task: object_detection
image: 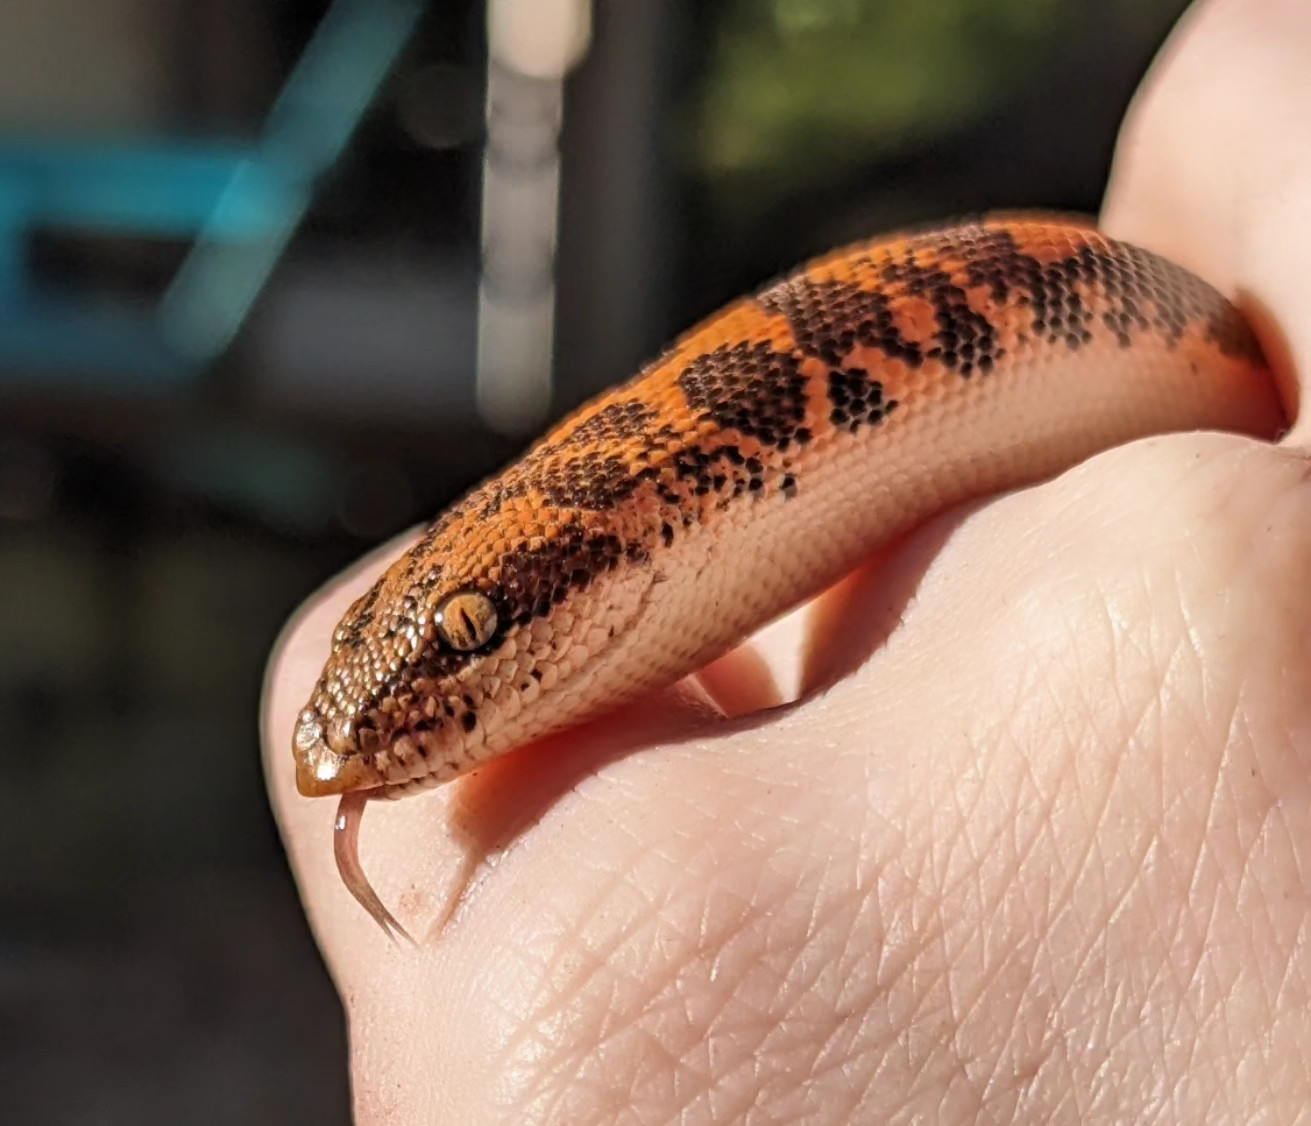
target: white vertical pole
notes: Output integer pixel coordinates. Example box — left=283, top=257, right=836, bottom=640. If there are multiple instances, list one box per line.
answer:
left=477, top=0, right=592, bottom=435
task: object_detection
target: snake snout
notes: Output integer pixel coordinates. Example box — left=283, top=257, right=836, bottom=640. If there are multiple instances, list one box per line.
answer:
left=293, top=706, right=378, bottom=796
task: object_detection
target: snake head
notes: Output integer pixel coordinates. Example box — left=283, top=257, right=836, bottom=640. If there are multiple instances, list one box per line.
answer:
left=294, top=582, right=502, bottom=796
left=293, top=495, right=662, bottom=798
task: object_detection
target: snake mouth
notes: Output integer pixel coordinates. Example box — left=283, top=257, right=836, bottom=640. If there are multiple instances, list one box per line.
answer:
left=294, top=701, right=473, bottom=798
left=294, top=742, right=380, bottom=798
left=293, top=708, right=382, bottom=796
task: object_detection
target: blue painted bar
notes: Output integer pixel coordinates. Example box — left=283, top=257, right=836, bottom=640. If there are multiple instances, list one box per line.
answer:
left=0, top=0, right=427, bottom=385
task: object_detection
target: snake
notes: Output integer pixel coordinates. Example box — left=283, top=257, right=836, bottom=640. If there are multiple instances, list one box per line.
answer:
left=291, top=216, right=1285, bottom=939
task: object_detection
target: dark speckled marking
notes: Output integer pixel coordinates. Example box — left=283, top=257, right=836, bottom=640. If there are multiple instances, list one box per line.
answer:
left=678, top=341, right=809, bottom=450
left=952, top=226, right=1263, bottom=360
left=828, top=367, right=897, bottom=433
left=649, top=438, right=759, bottom=511
left=762, top=224, right=1263, bottom=380
left=477, top=402, right=662, bottom=516
left=759, top=281, right=926, bottom=371
left=887, top=258, right=999, bottom=375
left=765, top=246, right=1001, bottom=377
left=558, top=398, right=659, bottom=449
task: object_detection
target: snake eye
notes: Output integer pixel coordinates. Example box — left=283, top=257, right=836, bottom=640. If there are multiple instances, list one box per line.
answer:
left=435, top=590, right=499, bottom=651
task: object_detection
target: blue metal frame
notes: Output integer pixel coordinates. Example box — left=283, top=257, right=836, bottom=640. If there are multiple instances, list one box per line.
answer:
left=0, top=0, right=426, bottom=385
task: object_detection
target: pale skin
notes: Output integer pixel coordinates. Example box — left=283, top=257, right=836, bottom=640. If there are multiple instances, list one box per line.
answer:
left=262, top=0, right=1311, bottom=1120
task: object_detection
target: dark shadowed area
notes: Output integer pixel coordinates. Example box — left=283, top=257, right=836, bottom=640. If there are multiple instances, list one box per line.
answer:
left=0, top=0, right=1189, bottom=1120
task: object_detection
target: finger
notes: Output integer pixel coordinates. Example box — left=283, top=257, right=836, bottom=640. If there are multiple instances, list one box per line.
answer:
left=1103, top=0, right=1311, bottom=438
left=691, top=611, right=799, bottom=717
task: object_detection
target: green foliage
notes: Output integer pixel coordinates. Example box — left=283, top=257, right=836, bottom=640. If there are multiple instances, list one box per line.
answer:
left=690, top=0, right=1188, bottom=213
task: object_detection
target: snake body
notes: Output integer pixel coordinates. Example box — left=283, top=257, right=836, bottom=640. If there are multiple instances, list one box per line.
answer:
left=292, top=216, right=1284, bottom=934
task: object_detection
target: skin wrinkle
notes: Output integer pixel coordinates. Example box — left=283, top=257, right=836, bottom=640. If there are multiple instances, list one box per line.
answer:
left=692, top=1008, right=772, bottom=1122
left=660, top=989, right=719, bottom=1104
left=1240, top=819, right=1295, bottom=1016
left=944, top=941, right=1032, bottom=1108
left=1188, top=908, right=1238, bottom=1102
left=913, top=906, right=981, bottom=1116
left=943, top=755, right=1031, bottom=993
left=517, top=928, right=669, bottom=1085
left=839, top=844, right=922, bottom=1103
left=1246, top=835, right=1296, bottom=1026
left=767, top=888, right=878, bottom=1086
left=724, top=915, right=841, bottom=1109
left=691, top=1021, right=776, bottom=1125
left=807, top=838, right=922, bottom=1117
left=1138, top=913, right=1207, bottom=1099
left=499, top=808, right=800, bottom=1120
left=1098, top=574, right=1164, bottom=750
left=438, top=699, right=724, bottom=939
left=1048, top=735, right=1118, bottom=979
left=1148, top=621, right=1248, bottom=1106
left=1169, top=579, right=1229, bottom=753
left=593, top=1026, right=684, bottom=1124
left=1172, top=868, right=1225, bottom=1047
left=530, top=855, right=644, bottom=991
left=579, top=1033, right=669, bottom=1123
left=803, top=996, right=872, bottom=1111
left=938, top=448, right=1253, bottom=1116
left=862, top=852, right=934, bottom=1095
left=1264, top=825, right=1311, bottom=1004
left=987, top=907, right=1068, bottom=1100
left=930, top=758, right=998, bottom=952
left=466, top=437, right=1305, bottom=1116
left=493, top=886, right=651, bottom=1090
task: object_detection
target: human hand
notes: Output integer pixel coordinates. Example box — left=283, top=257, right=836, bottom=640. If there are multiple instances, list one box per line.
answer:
left=264, top=0, right=1311, bottom=1119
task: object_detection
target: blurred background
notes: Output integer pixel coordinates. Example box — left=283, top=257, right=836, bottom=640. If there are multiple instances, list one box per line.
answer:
left=0, top=0, right=1192, bottom=1121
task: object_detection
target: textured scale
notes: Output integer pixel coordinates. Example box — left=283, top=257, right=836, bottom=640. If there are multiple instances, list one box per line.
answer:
left=292, top=217, right=1284, bottom=935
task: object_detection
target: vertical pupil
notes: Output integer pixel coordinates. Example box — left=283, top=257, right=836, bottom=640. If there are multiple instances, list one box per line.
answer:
left=437, top=593, right=495, bottom=650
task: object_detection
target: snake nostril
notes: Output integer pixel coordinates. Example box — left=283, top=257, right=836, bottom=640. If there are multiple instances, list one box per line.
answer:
left=326, top=714, right=357, bottom=755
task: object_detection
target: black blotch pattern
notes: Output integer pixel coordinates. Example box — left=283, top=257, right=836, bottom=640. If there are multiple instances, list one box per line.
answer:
left=677, top=341, right=809, bottom=449
left=557, top=398, right=658, bottom=448
left=927, top=225, right=1261, bottom=361
left=651, top=439, right=767, bottom=506
left=827, top=366, right=896, bottom=434
left=492, top=525, right=638, bottom=629
left=763, top=224, right=1264, bottom=382
left=763, top=254, right=999, bottom=377
left=1204, top=305, right=1263, bottom=362
left=760, top=280, right=925, bottom=371
left=479, top=450, right=643, bottom=516
left=477, top=399, right=662, bottom=516
left=882, top=258, right=999, bottom=376
left=1114, top=242, right=1262, bottom=361
left=957, top=233, right=1096, bottom=354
